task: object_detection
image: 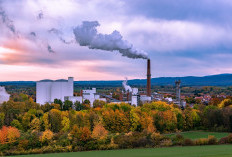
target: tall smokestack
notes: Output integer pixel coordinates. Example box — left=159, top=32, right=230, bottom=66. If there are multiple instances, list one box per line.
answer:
left=147, top=59, right=151, bottom=97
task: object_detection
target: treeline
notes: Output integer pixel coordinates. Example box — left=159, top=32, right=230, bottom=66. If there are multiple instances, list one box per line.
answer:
left=1, top=94, right=232, bottom=155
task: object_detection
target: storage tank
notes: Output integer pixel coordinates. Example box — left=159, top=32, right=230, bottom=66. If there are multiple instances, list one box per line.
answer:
left=36, top=80, right=53, bottom=104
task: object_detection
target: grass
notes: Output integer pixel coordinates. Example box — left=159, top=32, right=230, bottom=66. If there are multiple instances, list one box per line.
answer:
left=10, top=145, right=232, bottom=157
left=165, top=131, right=229, bottom=139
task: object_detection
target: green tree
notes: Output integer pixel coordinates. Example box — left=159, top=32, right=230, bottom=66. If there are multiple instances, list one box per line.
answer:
left=54, top=99, right=63, bottom=109
left=74, top=101, right=83, bottom=111
left=48, top=109, right=62, bottom=133
left=63, top=100, right=73, bottom=111
left=0, top=113, right=5, bottom=128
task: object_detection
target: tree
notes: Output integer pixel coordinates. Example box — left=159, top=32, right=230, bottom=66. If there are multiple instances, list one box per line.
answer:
left=74, top=101, right=83, bottom=111
left=7, top=126, right=20, bottom=143
left=0, top=113, right=5, bottom=128
left=102, top=109, right=131, bottom=133
left=63, top=100, right=73, bottom=111
left=61, top=117, right=70, bottom=132
left=30, top=118, right=41, bottom=131
left=42, top=113, right=50, bottom=130
left=11, top=119, right=23, bottom=130
left=0, top=126, right=7, bottom=144
left=0, top=126, right=20, bottom=144
left=40, top=130, right=53, bottom=145
left=48, top=109, right=62, bottom=133
left=92, top=124, right=108, bottom=140
left=93, top=100, right=106, bottom=108
left=22, top=112, right=36, bottom=131
left=54, top=99, right=63, bottom=109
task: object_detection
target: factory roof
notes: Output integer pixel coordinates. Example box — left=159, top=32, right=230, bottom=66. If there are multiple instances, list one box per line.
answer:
left=55, top=79, right=68, bottom=82
left=38, top=79, right=53, bottom=82
left=38, top=79, right=68, bottom=82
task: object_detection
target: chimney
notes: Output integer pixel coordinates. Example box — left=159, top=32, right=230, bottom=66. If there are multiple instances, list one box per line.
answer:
left=147, top=59, right=151, bottom=96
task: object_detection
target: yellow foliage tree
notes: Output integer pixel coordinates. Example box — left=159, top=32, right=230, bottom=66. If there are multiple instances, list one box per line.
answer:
left=61, top=117, right=70, bottom=132
left=40, top=130, right=53, bottom=144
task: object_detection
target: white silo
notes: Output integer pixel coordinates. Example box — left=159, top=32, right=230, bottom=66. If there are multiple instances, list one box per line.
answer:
left=36, top=77, right=74, bottom=105
left=36, top=80, right=53, bottom=104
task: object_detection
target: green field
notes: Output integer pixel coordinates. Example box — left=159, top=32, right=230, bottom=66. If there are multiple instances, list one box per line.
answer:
left=166, top=131, right=229, bottom=139
left=10, top=145, right=232, bottom=157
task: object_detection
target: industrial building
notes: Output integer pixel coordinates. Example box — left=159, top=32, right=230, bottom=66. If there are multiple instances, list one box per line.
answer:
left=119, top=59, right=152, bottom=106
left=0, top=86, right=10, bottom=104
left=36, top=59, right=153, bottom=107
left=36, top=77, right=106, bottom=106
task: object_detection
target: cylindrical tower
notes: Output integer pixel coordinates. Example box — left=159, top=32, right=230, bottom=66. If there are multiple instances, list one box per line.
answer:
left=147, top=59, right=151, bottom=96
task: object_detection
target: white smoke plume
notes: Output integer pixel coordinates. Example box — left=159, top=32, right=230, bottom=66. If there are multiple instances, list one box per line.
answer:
left=73, top=21, right=148, bottom=59
left=0, top=86, right=10, bottom=104
left=122, top=78, right=132, bottom=92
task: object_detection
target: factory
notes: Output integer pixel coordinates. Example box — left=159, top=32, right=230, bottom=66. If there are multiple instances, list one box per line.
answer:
left=0, top=86, right=10, bottom=104
left=36, top=59, right=153, bottom=107
left=36, top=59, right=186, bottom=108
left=116, top=59, right=152, bottom=106
left=36, top=77, right=106, bottom=106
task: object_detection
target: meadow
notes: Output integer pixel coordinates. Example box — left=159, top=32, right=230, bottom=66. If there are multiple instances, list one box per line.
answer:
left=10, top=145, right=232, bottom=157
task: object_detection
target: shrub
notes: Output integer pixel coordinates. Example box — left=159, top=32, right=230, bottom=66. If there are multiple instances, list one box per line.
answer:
left=227, top=134, right=232, bottom=143
left=150, top=132, right=163, bottom=146
left=208, top=135, right=217, bottom=145
left=218, top=137, right=228, bottom=144
left=183, top=138, right=194, bottom=146
left=195, top=138, right=208, bottom=145
left=160, top=139, right=173, bottom=147
left=172, top=134, right=184, bottom=145
left=18, top=140, right=29, bottom=150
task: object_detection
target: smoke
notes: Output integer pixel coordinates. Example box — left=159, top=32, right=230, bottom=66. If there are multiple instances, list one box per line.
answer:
left=49, top=28, right=74, bottom=44
left=29, top=31, right=55, bottom=53
left=73, top=21, right=148, bottom=59
left=37, top=10, right=43, bottom=20
left=47, top=44, right=55, bottom=53
left=0, top=86, right=10, bottom=104
left=0, top=7, right=17, bottom=35
left=122, top=78, right=132, bottom=92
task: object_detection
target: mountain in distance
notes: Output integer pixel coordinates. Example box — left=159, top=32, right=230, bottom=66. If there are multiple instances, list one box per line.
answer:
left=74, top=73, right=232, bottom=87
left=1, top=74, right=232, bottom=87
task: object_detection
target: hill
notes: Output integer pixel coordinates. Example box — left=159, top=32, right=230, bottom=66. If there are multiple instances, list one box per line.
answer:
left=1, top=74, right=232, bottom=87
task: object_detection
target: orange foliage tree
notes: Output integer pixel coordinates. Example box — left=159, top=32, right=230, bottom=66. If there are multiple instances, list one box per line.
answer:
left=0, top=126, right=20, bottom=144
left=92, top=123, right=108, bottom=140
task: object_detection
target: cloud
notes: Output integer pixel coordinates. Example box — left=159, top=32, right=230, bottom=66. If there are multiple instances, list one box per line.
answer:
left=1, top=0, right=232, bottom=81
left=119, top=17, right=232, bottom=52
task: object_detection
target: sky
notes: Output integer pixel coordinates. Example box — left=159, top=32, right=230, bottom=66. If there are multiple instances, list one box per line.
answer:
left=1, top=0, right=232, bottom=81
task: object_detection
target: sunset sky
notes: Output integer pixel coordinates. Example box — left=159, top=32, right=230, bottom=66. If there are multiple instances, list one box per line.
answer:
left=1, top=0, right=232, bottom=81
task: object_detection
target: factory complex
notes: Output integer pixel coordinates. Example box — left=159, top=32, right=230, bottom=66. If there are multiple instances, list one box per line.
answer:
left=35, top=59, right=185, bottom=107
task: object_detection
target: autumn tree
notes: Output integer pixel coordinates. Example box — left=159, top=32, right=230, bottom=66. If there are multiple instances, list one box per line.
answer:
left=92, top=124, right=108, bottom=140
left=48, top=109, right=62, bottom=133
left=40, top=130, right=53, bottom=145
